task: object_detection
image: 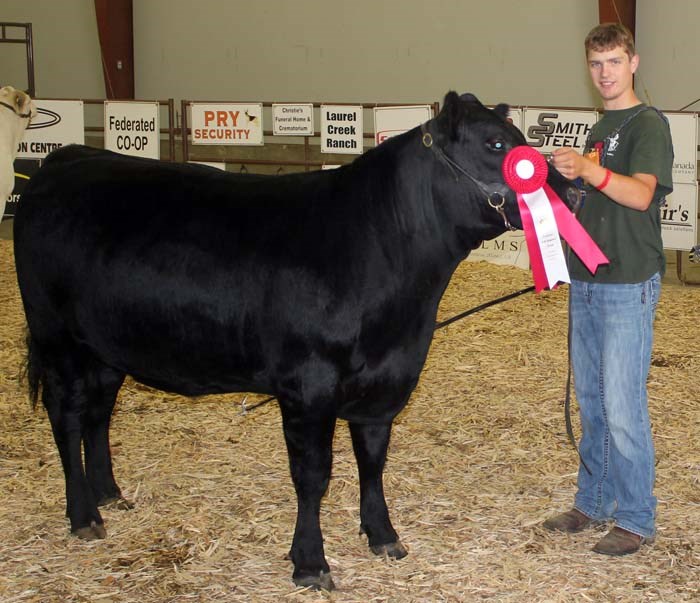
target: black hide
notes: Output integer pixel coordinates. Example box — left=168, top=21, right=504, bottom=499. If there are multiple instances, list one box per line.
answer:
left=13, top=91, right=577, bottom=590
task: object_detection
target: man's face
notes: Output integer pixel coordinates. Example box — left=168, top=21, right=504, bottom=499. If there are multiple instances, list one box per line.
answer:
left=587, top=46, right=639, bottom=109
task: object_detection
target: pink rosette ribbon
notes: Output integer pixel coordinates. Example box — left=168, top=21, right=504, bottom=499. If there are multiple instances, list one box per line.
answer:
left=502, top=146, right=608, bottom=292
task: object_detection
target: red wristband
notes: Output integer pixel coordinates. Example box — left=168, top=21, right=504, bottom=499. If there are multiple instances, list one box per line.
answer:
left=596, top=168, right=612, bottom=191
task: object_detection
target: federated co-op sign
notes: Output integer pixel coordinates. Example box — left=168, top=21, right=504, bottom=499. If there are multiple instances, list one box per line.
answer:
left=104, top=101, right=160, bottom=159
left=15, top=99, right=161, bottom=160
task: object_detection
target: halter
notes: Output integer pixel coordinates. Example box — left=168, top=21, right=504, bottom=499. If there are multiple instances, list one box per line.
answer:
left=0, top=99, right=33, bottom=119
left=421, top=123, right=515, bottom=231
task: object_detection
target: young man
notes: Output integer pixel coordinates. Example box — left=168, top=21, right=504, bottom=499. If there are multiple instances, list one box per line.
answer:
left=544, top=23, right=674, bottom=556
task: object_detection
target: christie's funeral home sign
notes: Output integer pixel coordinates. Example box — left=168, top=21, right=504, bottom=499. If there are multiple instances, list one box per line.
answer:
left=272, top=103, right=314, bottom=136
left=190, top=103, right=263, bottom=145
left=321, top=105, right=363, bottom=154
left=104, top=101, right=160, bottom=159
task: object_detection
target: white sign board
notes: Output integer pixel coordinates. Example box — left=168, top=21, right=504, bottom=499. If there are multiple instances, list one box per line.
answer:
left=272, top=103, right=314, bottom=136
left=104, top=101, right=160, bottom=159
left=189, top=161, right=226, bottom=171
left=661, top=182, right=698, bottom=250
left=665, top=112, right=698, bottom=184
left=373, top=105, right=433, bottom=145
left=321, top=105, right=363, bottom=154
left=191, top=103, right=263, bottom=145
left=507, top=107, right=523, bottom=133
left=523, top=108, right=598, bottom=153
left=16, top=100, right=85, bottom=159
left=467, top=231, right=530, bottom=269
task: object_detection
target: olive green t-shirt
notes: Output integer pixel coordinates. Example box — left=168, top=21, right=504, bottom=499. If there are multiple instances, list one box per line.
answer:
left=569, top=104, right=674, bottom=283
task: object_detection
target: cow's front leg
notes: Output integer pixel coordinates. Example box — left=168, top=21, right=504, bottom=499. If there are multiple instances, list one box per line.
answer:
left=279, top=400, right=336, bottom=590
left=349, top=422, right=407, bottom=559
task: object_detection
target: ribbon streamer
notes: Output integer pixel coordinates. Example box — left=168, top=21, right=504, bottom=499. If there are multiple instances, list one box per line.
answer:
left=502, top=146, right=608, bottom=292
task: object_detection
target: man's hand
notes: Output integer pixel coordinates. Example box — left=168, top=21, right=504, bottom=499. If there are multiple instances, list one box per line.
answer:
left=550, top=147, right=656, bottom=211
left=550, top=147, right=595, bottom=181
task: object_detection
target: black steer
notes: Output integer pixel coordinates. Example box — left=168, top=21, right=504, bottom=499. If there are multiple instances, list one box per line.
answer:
left=14, top=92, right=577, bottom=590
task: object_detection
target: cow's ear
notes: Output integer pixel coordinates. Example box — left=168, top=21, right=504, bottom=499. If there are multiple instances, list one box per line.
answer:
left=13, top=90, right=24, bottom=112
left=439, top=91, right=464, bottom=139
left=442, top=91, right=461, bottom=115
left=493, top=103, right=510, bottom=119
left=459, top=93, right=479, bottom=104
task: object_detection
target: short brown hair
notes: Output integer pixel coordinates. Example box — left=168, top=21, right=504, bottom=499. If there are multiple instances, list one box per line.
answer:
left=585, top=23, right=636, bottom=59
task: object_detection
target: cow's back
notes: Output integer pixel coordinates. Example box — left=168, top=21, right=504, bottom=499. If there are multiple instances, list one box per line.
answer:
left=14, top=144, right=441, bottom=406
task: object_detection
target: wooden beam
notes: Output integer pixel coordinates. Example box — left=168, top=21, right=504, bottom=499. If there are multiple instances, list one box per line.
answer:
left=598, top=0, right=636, bottom=36
left=94, top=0, right=134, bottom=99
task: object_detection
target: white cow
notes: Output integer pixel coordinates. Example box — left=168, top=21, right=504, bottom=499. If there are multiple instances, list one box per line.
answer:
left=1, top=85, right=36, bottom=221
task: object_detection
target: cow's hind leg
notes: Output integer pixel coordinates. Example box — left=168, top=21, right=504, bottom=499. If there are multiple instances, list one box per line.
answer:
left=83, top=367, right=130, bottom=510
left=279, top=399, right=336, bottom=591
left=41, top=349, right=108, bottom=539
left=349, top=422, right=407, bottom=559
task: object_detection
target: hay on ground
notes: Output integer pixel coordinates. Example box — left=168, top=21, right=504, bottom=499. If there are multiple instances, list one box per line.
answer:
left=0, top=238, right=698, bottom=602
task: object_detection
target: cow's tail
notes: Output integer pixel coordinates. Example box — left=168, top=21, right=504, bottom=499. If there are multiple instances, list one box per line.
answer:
left=22, top=329, right=42, bottom=409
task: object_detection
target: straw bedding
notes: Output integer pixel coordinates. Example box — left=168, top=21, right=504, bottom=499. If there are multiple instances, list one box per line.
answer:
left=0, top=238, right=698, bottom=602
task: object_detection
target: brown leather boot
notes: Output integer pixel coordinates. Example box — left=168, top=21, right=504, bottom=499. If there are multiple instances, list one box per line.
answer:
left=593, top=527, right=652, bottom=556
left=542, top=508, right=600, bottom=533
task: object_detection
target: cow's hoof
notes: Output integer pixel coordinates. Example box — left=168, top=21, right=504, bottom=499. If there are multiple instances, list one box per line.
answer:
left=370, top=540, right=408, bottom=559
left=99, top=496, right=134, bottom=510
left=73, top=521, right=107, bottom=540
left=293, top=571, right=335, bottom=591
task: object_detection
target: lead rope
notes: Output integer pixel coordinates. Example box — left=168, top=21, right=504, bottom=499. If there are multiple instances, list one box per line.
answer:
left=564, top=290, right=592, bottom=475
left=241, top=286, right=540, bottom=414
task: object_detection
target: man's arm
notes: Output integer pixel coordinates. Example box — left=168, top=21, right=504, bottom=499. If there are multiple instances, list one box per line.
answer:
left=550, top=147, right=656, bottom=211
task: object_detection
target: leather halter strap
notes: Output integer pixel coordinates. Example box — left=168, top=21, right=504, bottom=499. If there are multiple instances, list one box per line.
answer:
left=421, top=122, right=515, bottom=231
left=0, top=99, right=33, bottom=119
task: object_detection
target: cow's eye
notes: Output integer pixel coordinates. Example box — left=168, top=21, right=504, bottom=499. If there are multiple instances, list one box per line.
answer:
left=486, top=138, right=506, bottom=152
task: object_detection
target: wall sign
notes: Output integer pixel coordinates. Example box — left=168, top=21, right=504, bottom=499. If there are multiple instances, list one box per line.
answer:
left=523, top=108, right=598, bottom=153
left=321, top=105, right=362, bottom=154
left=272, top=103, right=314, bottom=136
left=16, top=100, right=85, bottom=159
left=191, top=103, right=263, bottom=145
left=373, top=105, right=433, bottom=145
left=104, top=101, right=160, bottom=159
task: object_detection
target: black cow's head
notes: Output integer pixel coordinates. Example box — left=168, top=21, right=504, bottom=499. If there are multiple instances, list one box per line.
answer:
left=426, top=91, right=579, bottom=247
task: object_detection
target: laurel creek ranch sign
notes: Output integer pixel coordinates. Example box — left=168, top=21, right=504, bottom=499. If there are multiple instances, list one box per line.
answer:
left=321, top=105, right=363, bottom=154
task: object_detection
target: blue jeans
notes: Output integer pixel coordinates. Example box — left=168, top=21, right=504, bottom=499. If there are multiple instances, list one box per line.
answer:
left=570, top=273, right=660, bottom=539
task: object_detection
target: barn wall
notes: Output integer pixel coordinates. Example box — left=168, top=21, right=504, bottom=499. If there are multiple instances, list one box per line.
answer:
left=635, top=0, right=700, bottom=111
left=1, top=1, right=699, bottom=112
left=1, top=0, right=104, bottom=99
left=132, top=0, right=598, bottom=107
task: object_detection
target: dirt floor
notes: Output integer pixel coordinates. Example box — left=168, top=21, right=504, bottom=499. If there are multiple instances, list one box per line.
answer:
left=0, top=237, right=698, bottom=602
